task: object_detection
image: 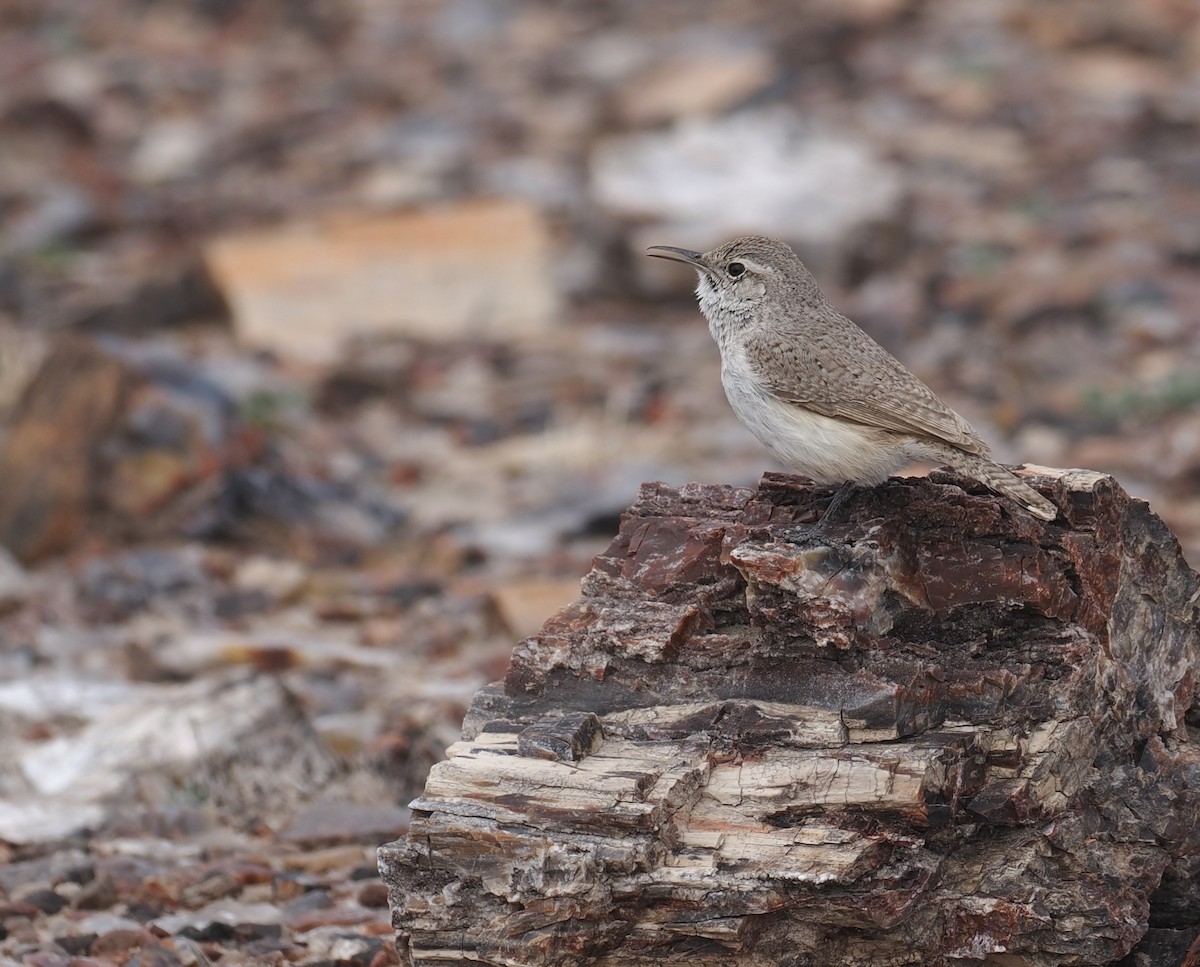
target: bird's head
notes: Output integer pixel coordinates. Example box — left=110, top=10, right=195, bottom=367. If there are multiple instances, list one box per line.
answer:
left=647, top=235, right=813, bottom=330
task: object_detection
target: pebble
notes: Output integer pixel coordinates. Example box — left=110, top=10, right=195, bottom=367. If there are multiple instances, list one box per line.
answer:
left=71, top=878, right=118, bottom=912
left=89, top=927, right=150, bottom=957
left=17, top=889, right=67, bottom=916
left=355, top=881, right=390, bottom=909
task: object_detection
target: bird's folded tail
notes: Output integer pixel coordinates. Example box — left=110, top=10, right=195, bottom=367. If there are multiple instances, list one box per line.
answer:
left=935, top=450, right=1059, bottom=521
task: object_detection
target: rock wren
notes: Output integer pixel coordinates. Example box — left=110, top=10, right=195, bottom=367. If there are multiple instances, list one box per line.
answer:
left=648, top=235, right=1058, bottom=522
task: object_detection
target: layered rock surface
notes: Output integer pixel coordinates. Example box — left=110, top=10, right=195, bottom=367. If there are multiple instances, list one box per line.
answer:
left=381, top=468, right=1200, bottom=966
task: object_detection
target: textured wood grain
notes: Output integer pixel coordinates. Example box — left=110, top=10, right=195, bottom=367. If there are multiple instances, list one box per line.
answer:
left=381, top=468, right=1200, bottom=966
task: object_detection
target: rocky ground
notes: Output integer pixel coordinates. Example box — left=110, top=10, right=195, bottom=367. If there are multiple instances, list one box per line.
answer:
left=0, top=1, right=1198, bottom=964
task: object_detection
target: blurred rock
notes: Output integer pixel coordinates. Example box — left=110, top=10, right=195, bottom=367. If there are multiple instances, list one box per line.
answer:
left=0, top=850, right=92, bottom=894
left=0, top=337, right=130, bottom=563
left=489, top=577, right=581, bottom=640
left=614, top=46, right=773, bottom=126
left=278, top=801, right=410, bottom=847
left=73, top=877, right=119, bottom=911
left=0, top=335, right=408, bottom=563
left=149, top=630, right=391, bottom=680
left=130, top=119, right=210, bottom=184
left=232, top=556, right=309, bottom=602
left=89, top=926, right=150, bottom=957
left=76, top=545, right=209, bottom=624
left=291, top=930, right=388, bottom=965
left=356, top=880, right=389, bottom=909
left=148, top=899, right=285, bottom=937
left=1054, top=50, right=1170, bottom=107
left=0, top=335, right=254, bottom=563
left=205, top=200, right=562, bottom=363
left=0, top=547, right=35, bottom=615
left=72, top=260, right=231, bottom=334
left=2, top=184, right=97, bottom=255
left=1, top=673, right=340, bottom=844
left=592, top=110, right=904, bottom=286
left=896, top=122, right=1032, bottom=177
left=17, top=888, right=67, bottom=915
left=0, top=322, right=48, bottom=414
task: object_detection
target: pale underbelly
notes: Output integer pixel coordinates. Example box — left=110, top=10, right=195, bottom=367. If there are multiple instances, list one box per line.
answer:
left=722, top=379, right=920, bottom=485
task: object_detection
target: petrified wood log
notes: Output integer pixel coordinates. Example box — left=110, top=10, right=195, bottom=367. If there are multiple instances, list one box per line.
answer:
left=379, top=468, right=1200, bottom=966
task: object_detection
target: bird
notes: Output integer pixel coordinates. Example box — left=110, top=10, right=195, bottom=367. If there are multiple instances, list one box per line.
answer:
left=647, top=235, right=1058, bottom=525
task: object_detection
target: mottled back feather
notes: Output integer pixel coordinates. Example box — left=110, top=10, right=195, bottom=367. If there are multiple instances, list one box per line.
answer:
left=743, top=312, right=990, bottom=457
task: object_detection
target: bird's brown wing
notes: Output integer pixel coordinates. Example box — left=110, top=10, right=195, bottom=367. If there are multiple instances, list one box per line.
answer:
left=745, top=316, right=990, bottom=456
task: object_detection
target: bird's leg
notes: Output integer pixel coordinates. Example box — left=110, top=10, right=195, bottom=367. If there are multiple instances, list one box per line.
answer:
left=780, top=481, right=859, bottom=544
left=813, top=480, right=858, bottom=533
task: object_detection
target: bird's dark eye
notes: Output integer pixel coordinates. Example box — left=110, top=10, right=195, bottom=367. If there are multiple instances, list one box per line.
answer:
left=727, top=262, right=746, bottom=278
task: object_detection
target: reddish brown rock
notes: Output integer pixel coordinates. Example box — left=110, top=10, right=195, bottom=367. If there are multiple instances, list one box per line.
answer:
left=0, top=334, right=404, bottom=565
left=357, top=881, right=392, bottom=910
left=380, top=468, right=1200, bottom=966
left=89, top=927, right=150, bottom=957
left=0, top=338, right=129, bottom=563
left=0, top=336, right=243, bottom=564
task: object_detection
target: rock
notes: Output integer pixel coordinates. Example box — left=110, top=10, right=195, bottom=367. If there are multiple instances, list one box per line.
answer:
left=591, top=110, right=904, bottom=286
left=0, top=337, right=130, bottom=563
left=488, top=577, right=582, bottom=640
left=278, top=801, right=410, bottom=847
left=0, top=547, right=35, bottom=615
left=231, top=556, right=310, bottom=602
left=89, top=927, right=149, bottom=957
left=177, top=872, right=242, bottom=908
left=21, top=948, right=74, bottom=967
left=896, top=121, right=1032, bottom=176
left=52, top=933, right=96, bottom=956
left=1, top=183, right=97, bottom=255
left=0, top=899, right=42, bottom=920
left=295, top=930, right=387, bottom=966
left=1054, top=50, right=1171, bottom=107
left=1, top=673, right=341, bottom=844
left=283, top=846, right=369, bottom=877
left=72, top=260, right=231, bottom=334
left=129, top=119, right=209, bottom=184
left=124, top=940, right=185, bottom=967
left=357, top=881, right=390, bottom=909
left=16, top=889, right=67, bottom=916
left=204, top=200, right=562, bottom=364
left=614, top=47, right=773, bottom=126
left=271, top=870, right=324, bottom=902
left=0, top=334, right=406, bottom=563
left=148, top=899, right=284, bottom=937
left=0, top=851, right=92, bottom=895
left=381, top=468, right=1200, bottom=966
left=0, top=335, right=251, bottom=563
left=0, top=322, right=48, bottom=414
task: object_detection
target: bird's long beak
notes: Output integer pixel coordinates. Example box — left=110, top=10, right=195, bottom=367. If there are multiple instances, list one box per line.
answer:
left=646, top=245, right=706, bottom=269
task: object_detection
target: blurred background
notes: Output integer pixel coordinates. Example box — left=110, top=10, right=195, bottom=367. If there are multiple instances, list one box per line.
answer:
left=0, top=0, right=1198, bottom=957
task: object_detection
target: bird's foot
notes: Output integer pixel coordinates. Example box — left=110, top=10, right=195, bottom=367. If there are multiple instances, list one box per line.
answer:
left=776, top=482, right=859, bottom=545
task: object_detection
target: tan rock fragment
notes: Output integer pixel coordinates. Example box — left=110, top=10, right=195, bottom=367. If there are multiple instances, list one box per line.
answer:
left=205, top=200, right=561, bottom=363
